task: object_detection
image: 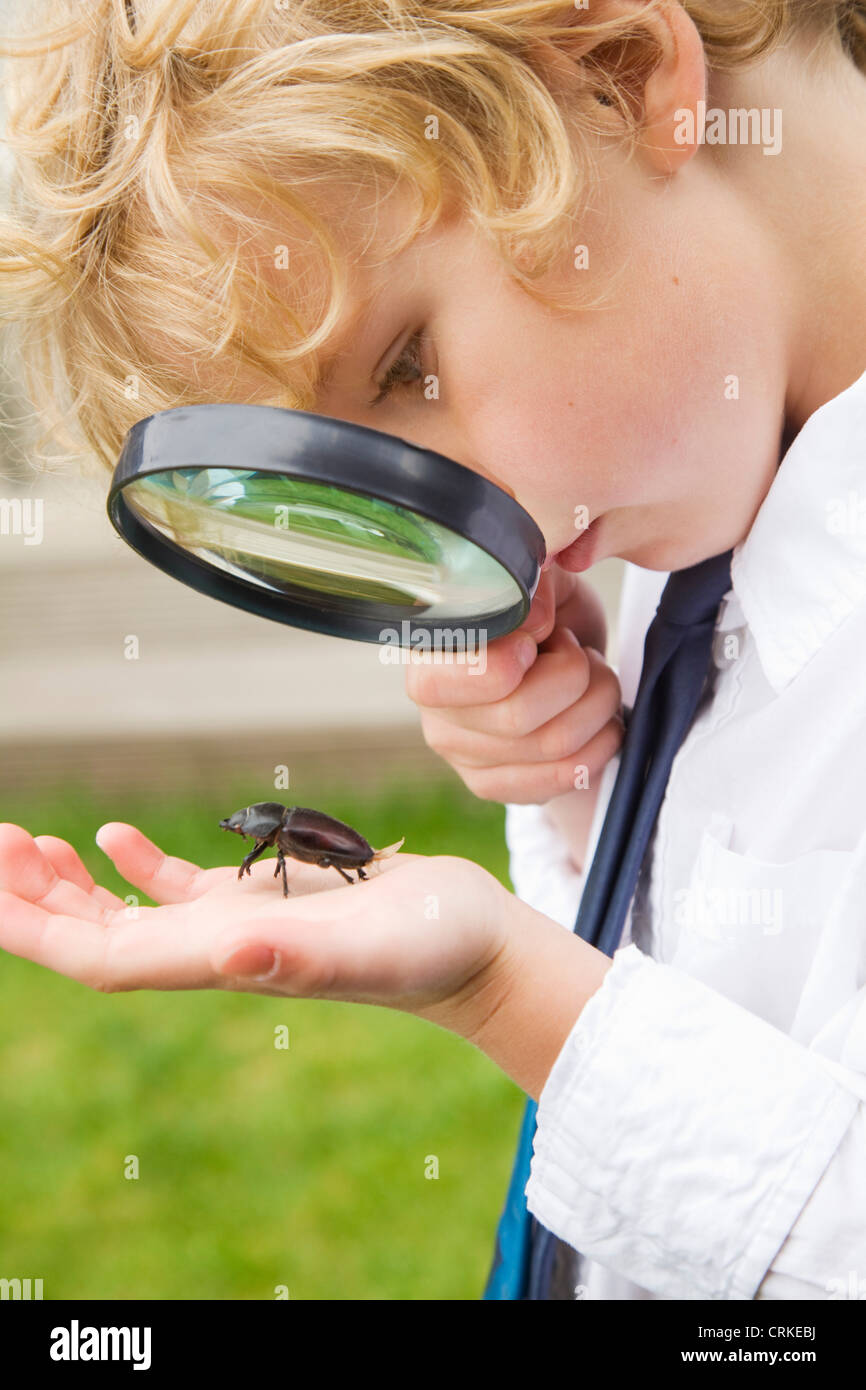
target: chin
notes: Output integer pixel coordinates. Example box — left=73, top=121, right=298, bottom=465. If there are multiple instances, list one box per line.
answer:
left=618, top=537, right=709, bottom=572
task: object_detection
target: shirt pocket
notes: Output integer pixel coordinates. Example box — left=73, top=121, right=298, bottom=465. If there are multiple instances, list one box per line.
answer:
left=665, top=826, right=856, bottom=1033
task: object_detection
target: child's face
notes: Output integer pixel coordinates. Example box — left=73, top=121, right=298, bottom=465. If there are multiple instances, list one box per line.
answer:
left=305, top=157, right=790, bottom=575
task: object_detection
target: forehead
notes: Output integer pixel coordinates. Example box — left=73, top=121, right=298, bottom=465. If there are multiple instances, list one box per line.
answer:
left=306, top=182, right=458, bottom=385
left=221, top=178, right=435, bottom=390
left=145, top=176, right=457, bottom=406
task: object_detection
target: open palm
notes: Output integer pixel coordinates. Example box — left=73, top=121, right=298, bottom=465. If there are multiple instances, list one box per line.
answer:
left=0, top=821, right=508, bottom=1030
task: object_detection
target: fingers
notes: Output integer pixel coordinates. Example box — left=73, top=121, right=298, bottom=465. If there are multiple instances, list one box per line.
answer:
left=94, top=822, right=218, bottom=905
left=33, top=834, right=126, bottom=910
left=416, top=630, right=624, bottom=802
left=403, top=571, right=561, bottom=710
left=450, top=715, right=624, bottom=803
left=0, top=881, right=216, bottom=993
left=0, top=882, right=123, bottom=987
left=515, top=571, right=559, bottom=645
left=423, top=627, right=592, bottom=740
left=556, top=575, right=608, bottom=655
left=420, top=635, right=621, bottom=758
left=0, top=824, right=119, bottom=925
left=405, top=624, right=538, bottom=709
left=404, top=568, right=609, bottom=712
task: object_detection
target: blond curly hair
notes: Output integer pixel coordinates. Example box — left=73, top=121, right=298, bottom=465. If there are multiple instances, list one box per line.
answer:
left=1, top=0, right=864, bottom=475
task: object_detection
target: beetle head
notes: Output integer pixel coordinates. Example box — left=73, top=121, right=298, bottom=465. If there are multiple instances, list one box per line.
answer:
left=219, top=807, right=251, bottom=837
left=219, top=802, right=287, bottom=843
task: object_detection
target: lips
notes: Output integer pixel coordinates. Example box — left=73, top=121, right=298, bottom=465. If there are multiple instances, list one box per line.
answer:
left=542, top=516, right=602, bottom=574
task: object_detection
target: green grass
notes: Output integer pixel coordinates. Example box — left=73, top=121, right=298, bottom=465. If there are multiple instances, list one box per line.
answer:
left=0, top=776, right=526, bottom=1300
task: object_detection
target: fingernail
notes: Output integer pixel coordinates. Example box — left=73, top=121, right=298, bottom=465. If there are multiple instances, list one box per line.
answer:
left=515, top=635, right=536, bottom=670
left=215, top=945, right=281, bottom=980
left=95, top=827, right=109, bottom=850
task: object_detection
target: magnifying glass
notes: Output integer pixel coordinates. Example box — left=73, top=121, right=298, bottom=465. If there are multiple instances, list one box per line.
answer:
left=106, top=403, right=545, bottom=645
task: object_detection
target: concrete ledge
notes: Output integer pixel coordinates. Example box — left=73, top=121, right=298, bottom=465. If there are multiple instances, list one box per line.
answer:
left=0, top=727, right=452, bottom=801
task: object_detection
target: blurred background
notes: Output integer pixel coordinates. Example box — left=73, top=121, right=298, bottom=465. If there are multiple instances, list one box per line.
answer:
left=0, top=180, right=625, bottom=1299
left=0, top=444, right=625, bottom=804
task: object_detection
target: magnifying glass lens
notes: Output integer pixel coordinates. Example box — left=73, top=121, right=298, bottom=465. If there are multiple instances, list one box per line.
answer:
left=125, top=466, right=521, bottom=620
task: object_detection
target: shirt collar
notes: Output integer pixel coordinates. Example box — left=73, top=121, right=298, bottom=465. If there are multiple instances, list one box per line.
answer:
left=729, top=366, right=866, bottom=695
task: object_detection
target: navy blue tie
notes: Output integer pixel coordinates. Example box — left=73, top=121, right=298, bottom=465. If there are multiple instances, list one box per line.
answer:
left=482, top=548, right=734, bottom=1300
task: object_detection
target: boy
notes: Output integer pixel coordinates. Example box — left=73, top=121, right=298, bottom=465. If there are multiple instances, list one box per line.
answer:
left=1, top=0, right=865, bottom=1298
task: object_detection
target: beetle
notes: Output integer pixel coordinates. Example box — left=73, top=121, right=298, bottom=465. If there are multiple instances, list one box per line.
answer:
left=218, top=801, right=405, bottom=897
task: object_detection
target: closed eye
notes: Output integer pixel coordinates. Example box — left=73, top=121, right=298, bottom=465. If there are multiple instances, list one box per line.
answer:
left=370, top=330, right=430, bottom=407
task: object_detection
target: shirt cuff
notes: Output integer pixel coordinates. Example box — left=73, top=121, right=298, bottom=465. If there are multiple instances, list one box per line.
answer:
left=525, top=942, right=860, bottom=1299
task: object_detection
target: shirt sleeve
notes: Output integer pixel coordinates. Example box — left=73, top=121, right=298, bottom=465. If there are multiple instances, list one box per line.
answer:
left=524, top=942, right=863, bottom=1300
left=755, top=1104, right=866, bottom=1299
left=503, top=800, right=587, bottom=932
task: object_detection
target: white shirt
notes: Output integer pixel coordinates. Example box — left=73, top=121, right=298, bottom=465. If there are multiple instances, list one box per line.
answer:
left=506, top=365, right=866, bottom=1299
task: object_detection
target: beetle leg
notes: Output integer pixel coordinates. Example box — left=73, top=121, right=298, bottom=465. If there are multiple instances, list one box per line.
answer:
left=314, top=854, right=356, bottom=885
left=273, top=850, right=290, bottom=898
left=238, top=840, right=269, bottom=880
left=356, top=866, right=368, bottom=881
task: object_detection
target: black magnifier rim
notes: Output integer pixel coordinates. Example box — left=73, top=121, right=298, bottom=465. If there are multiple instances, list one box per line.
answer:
left=106, top=403, right=545, bottom=644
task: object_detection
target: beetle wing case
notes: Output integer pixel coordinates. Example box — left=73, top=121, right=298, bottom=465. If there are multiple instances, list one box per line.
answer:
left=282, top=806, right=373, bottom=859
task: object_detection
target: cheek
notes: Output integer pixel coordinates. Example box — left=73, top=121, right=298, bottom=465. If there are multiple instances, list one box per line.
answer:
left=608, top=232, right=790, bottom=511
left=465, top=358, right=673, bottom=525
left=452, top=227, right=787, bottom=540
left=467, top=354, right=783, bottom=558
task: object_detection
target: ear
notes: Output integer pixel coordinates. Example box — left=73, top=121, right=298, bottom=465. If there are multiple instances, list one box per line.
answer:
left=637, top=0, right=707, bottom=173
left=526, top=0, right=707, bottom=175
